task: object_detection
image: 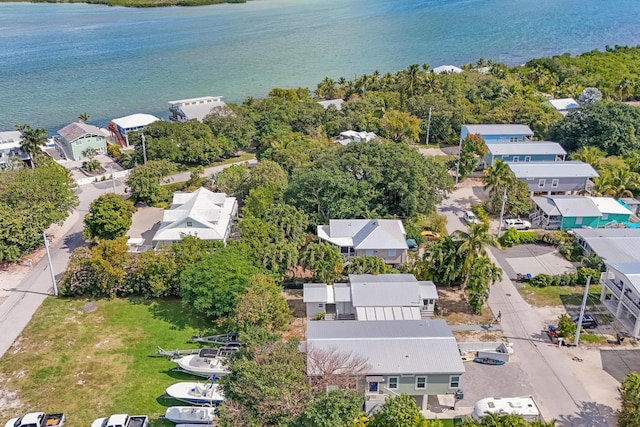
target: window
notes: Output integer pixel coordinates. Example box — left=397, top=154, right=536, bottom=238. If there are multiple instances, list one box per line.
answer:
left=388, top=377, right=399, bottom=390
left=524, top=156, right=531, bottom=162
left=512, top=156, right=519, bottom=162
left=365, top=250, right=374, bottom=256
left=575, top=217, right=583, bottom=225
left=388, top=249, right=397, bottom=257
left=368, top=382, right=378, bottom=393
left=602, top=213, right=609, bottom=220
left=415, top=376, right=427, bottom=389
left=449, top=375, right=460, bottom=388
left=551, top=179, right=559, bottom=188
left=538, top=179, right=546, bottom=188
left=509, top=137, right=518, bottom=142
left=186, top=221, right=193, bottom=227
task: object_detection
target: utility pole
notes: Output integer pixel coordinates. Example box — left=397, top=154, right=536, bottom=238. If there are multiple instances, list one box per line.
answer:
left=574, top=275, right=591, bottom=347
left=110, top=166, right=116, bottom=193
left=42, top=233, right=58, bottom=296
left=425, top=107, right=432, bottom=145
left=496, top=187, right=508, bottom=237
left=455, top=137, right=463, bottom=184
left=140, top=133, right=147, bottom=164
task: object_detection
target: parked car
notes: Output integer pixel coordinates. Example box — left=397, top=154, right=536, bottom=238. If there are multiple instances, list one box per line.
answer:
left=406, top=238, right=418, bottom=252
left=463, top=211, right=480, bottom=225
left=504, top=218, right=532, bottom=230
left=420, top=230, right=441, bottom=241
left=573, top=313, right=598, bottom=329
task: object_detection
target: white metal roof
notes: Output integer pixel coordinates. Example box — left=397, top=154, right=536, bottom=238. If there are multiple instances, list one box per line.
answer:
left=590, top=197, right=632, bottom=215
left=169, top=96, right=227, bottom=121
left=152, top=187, right=236, bottom=243
left=306, top=320, right=464, bottom=375
left=349, top=274, right=421, bottom=307
left=486, top=142, right=566, bottom=156
left=303, top=283, right=332, bottom=303
left=546, top=98, right=579, bottom=111
left=111, top=113, right=160, bottom=130
left=0, top=130, right=22, bottom=149
left=509, top=161, right=598, bottom=179
left=317, top=99, right=344, bottom=110
left=607, top=262, right=640, bottom=293
left=355, top=306, right=421, bottom=321
left=419, top=281, right=439, bottom=300
left=462, top=124, right=533, bottom=136
left=433, top=65, right=463, bottom=74
left=318, top=219, right=407, bottom=250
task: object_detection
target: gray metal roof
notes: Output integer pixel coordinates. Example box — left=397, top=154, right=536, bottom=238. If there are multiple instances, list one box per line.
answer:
left=419, top=281, right=439, bottom=300
left=574, top=229, right=640, bottom=263
left=532, top=196, right=601, bottom=217
left=349, top=274, right=421, bottom=307
left=303, top=283, right=330, bottom=303
left=462, top=124, right=533, bottom=136
left=334, top=283, right=352, bottom=302
left=607, top=262, right=640, bottom=291
left=486, top=142, right=566, bottom=156
left=356, top=306, right=422, bottom=321
left=306, top=320, right=464, bottom=375
left=509, top=161, right=598, bottom=179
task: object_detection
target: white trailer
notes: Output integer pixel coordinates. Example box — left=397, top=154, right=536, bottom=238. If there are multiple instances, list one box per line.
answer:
left=471, top=396, right=542, bottom=422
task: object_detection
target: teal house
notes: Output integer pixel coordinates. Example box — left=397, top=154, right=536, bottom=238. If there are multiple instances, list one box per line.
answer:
left=460, top=124, right=534, bottom=144
left=484, top=142, right=566, bottom=166
left=530, top=196, right=632, bottom=230
left=56, top=122, right=107, bottom=161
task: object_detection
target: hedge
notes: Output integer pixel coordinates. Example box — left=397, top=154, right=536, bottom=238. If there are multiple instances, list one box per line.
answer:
left=528, top=267, right=601, bottom=287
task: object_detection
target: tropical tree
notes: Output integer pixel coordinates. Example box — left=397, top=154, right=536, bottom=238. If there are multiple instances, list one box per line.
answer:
left=292, top=390, right=365, bottom=427
left=299, top=242, right=345, bottom=285
left=78, top=113, right=90, bottom=122
left=569, top=146, right=606, bottom=168
left=466, top=256, right=502, bottom=313
left=126, top=159, right=177, bottom=204
left=453, top=223, right=501, bottom=287
left=458, top=134, right=488, bottom=180
left=83, top=193, right=135, bottom=241
left=592, top=167, right=640, bottom=198
left=15, top=124, right=48, bottom=168
left=345, top=255, right=393, bottom=275
left=619, top=371, right=640, bottom=427
left=379, top=110, right=421, bottom=143
left=369, top=394, right=443, bottom=427
left=484, top=159, right=512, bottom=197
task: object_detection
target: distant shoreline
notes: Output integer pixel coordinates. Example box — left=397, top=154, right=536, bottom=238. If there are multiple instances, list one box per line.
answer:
left=0, top=0, right=248, bottom=7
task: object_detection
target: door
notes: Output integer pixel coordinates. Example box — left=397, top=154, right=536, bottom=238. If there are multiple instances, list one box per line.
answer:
left=368, top=382, right=379, bottom=393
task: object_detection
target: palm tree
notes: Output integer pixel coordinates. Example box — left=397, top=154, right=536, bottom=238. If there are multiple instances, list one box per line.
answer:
left=78, top=113, right=90, bottom=122
left=596, top=168, right=640, bottom=198
left=15, top=124, right=48, bottom=168
left=570, top=146, right=606, bottom=169
left=483, top=159, right=513, bottom=197
left=399, top=64, right=422, bottom=97
left=453, top=223, right=501, bottom=288
left=466, top=256, right=503, bottom=314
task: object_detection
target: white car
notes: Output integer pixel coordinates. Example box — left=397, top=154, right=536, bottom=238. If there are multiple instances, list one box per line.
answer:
left=463, top=211, right=480, bottom=225
left=505, top=218, right=532, bottom=230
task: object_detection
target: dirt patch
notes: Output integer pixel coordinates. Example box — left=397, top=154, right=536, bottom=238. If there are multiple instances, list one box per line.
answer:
left=284, top=289, right=306, bottom=318
left=436, top=287, right=494, bottom=324
left=83, top=302, right=98, bottom=313
left=453, top=330, right=504, bottom=342
left=0, top=374, right=22, bottom=411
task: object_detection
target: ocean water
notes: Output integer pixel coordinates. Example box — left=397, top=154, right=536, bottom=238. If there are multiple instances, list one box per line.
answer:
left=2, top=0, right=640, bottom=132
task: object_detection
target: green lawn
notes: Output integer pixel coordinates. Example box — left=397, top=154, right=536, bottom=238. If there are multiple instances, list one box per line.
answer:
left=0, top=298, right=216, bottom=427
left=519, top=284, right=603, bottom=307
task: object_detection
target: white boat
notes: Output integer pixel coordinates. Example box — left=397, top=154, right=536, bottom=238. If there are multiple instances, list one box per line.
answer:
left=164, top=407, right=217, bottom=424
left=173, top=349, right=230, bottom=378
left=166, top=379, right=225, bottom=405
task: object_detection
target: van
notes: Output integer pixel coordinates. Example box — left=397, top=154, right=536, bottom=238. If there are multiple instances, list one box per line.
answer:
left=463, top=211, right=480, bottom=224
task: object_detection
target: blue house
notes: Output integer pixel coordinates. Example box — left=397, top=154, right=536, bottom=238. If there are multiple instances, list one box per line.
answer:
left=460, top=124, right=533, bottom=144
left=484, top=142, right=566, bottom=166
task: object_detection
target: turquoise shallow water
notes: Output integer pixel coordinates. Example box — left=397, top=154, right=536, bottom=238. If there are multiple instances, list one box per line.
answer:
left=2, top=0, right=640, bottom=131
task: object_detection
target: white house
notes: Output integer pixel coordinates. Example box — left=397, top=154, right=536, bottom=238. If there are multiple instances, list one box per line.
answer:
left=168, top=96, right=230, bottom=122
left=317, top=99, right=344, bottom=110
left=432, top=65, right=463, bottom=74
left=0, top=130, right=30, bottom=166
left=108, top=113, right=160, bottom=148
left=544, top=98, right=579, bottom=116
left=335, top=130, right=378, bottom=146
left=303, top=274, right=438, bottom=320
left=152, top=187, right=237, bottom=248
left=318, top=219, right=408, bottom=264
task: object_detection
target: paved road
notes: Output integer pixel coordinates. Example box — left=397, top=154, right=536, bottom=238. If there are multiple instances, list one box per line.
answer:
left=0, top=157, right=256, bottom=359
left=438, top=184, right=612, bottom=426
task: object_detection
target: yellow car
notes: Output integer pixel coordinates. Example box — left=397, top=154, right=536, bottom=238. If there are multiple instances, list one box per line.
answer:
left=420, top=230, right=441, bottom=241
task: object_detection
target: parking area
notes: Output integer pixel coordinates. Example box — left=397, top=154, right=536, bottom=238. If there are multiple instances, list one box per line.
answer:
left=128, top=206, right=164, bottom=247
left=502, top=244, right=576, bottom=277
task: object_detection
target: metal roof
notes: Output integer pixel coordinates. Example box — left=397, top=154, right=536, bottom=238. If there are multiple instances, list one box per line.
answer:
left=462, top=124, right=533, bottom=136
left=303, top=283, right=331, bottom=303
left=58, top=121, right=104, bottom=142
left=574, top=229, right=640, bottom=263
left=0, top=130, right=22, bottom=149
left=318, top=219, right=407, bottom=250
left=334, top=283, right=352, bottom=302
left=607, top=262, right=640, bottom=292
left=317, top=99, right=344, bottom=110
left=356, top=306, right=422, bottom=321
left=433, top=65, right=463, bottom=74
left=509, top=161, right=598, bottom=179
left=591, top=197, right=632, bottom=215
left=419, top=281, right=439, bottom=300
left=306, top=320, right=464, bottom=375
left=546, top=98, right=579, bottom=110
left=349, top=274, right=421, bottom=307
left=111, top=113, right=159, bottom=130
left=486, top=142, right=566, bottom=156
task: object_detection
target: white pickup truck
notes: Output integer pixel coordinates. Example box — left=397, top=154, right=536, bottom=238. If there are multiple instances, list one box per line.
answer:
left=91, top=414, right=149, bottom=427
left=5, top=412, right=65, bottom=427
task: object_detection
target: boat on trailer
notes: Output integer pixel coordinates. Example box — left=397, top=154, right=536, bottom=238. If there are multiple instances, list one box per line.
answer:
left=473, top=357, right=506, bottom=365
left=166, top=377, right=225, bottom=405
left=164, top=407, right=217, bottom=424
left=173, top=348, right=230, bottom=378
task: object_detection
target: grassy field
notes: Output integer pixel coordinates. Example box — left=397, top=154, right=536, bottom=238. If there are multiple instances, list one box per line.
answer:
left=518, top=284, right=603, bottom=307
left=0, top=298, right=216, bottom=427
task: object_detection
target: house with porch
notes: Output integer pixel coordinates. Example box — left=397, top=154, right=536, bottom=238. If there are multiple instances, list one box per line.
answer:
left=508, top=161, right=598, bottom=195
left=0, top=130, right=30, bottom=166
left=483, top=142, right=566, bottom=167
left=55, top=122, right=108, bottom=161
left=168, top=96, right=230, bottom=122
left=460, top=124, right=534, bottom=144
left=152, top=187, right=237, bottom=249
left=530, top=196, right=632, bottom=230
left=303, top=274, right=438, bottom=320
left=317, top=219, right=408, bottom=264
left=305, top=319, right=464, bottom=413
left=601, top=262, right=640, bottom=338
left=108, top=113, right=160, bottom=148
left=572, top=228, right=640, bottom=260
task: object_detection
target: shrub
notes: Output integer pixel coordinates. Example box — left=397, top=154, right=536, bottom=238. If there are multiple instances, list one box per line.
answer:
left=472, top=204, right=490, bottom=226
left=315, top=312, right=326, bottom=320
left=107, top=144, right=122, bottom=159
left=82, top=159, right=101, bottom=172
left=557, top=314, right=577, bottom=339
left=577, top=266, right=601, bottom=284
left=499, top=227, right=520, bottom=247
left=529, top=267, right=597, bottom=288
